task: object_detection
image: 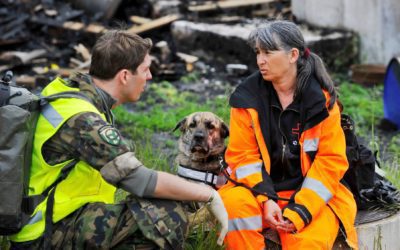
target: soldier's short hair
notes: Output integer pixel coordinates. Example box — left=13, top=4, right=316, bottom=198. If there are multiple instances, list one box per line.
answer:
left=89, top=29, right=153, bottom=80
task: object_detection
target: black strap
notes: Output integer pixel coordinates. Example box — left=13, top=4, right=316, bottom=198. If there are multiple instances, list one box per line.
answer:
left=40, top=91, right=92, bottom=106
left=41, top=160, right=77, bottom=197
left=0, top=83, right=10, bottom=106
left=43, top=187, right=56, bottom=250
left=218, top=157, right=290, bottom=201
left=0, top=71, right=12, bottom=106
left=28, top=160, right=77, bottom=249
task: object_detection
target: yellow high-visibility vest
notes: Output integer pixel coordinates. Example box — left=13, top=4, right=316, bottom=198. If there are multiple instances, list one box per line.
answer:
left=11, top=77, right=116, bottom=242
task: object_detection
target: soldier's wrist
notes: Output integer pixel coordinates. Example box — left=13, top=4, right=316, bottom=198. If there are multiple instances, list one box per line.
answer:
left=207, top=188, right=215, bottom=204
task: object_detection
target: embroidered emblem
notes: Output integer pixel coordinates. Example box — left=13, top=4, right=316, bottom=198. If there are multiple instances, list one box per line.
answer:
left=98, top=125, right=121, bottom=146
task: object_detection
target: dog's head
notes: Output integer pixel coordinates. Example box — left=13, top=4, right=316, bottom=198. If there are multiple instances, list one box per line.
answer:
left=174, top=112, right=229, bottom=162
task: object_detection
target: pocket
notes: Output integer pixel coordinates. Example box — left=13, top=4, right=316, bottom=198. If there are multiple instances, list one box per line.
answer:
left=127, top=197, right=188, bottom=250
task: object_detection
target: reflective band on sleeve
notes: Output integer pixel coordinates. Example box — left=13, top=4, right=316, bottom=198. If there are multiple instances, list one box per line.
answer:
left=228, top=215, right=262, bottom=232
left=303, top=138, right=319, bottom=152
left=302, top=177, right=332, bottom=202
left=42, top=104, right=63, bottom=128
left=27, top=211, right=43, bottom=225
left=235, top=162, right=262, bottom=179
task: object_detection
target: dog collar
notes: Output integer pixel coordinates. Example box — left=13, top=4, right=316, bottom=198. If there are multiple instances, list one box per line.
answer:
left=177, top=165, right=226, bottom=187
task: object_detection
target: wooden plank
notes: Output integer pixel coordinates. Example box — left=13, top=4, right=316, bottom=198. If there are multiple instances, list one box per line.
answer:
left=62, top=21, right=107, bottom=34
left=189, top=0, right=275, bottom=12
left=176, top=52, right=199, bottom=64
left=73, top=43, right=91, bottom=61
left=49, top=68, right=88, bottom=77
left=129, top=15, right=152, bottom=24
left=0, top=49, right=46, bottom=64
left=16, top=75, right=36, bottom=89
left=127, top=14, right=180, bottom=34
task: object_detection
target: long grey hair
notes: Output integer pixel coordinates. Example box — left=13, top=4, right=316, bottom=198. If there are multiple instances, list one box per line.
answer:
left=248, top=20, right=336, bottom=109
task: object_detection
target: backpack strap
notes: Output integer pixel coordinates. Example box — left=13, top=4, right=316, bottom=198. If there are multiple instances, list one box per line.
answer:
left=40, top=91, right=93, bottom=105
left=23, top=160, right=78, bottom=214
left=0, top=83, right=10, bottom=106
left=21, top=160, right=77, bottom=249
left=43, top=159, right=77, bottom=249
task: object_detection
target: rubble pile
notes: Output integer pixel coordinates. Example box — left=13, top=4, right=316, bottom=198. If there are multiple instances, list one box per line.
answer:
left=0, top=0, right=356, bottom=91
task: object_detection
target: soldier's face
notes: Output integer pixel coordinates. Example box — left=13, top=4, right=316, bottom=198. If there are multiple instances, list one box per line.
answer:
left=124, top=54, right=152, bottom=102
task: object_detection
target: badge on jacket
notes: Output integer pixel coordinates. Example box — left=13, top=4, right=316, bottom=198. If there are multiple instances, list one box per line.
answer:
left=98, top=125, right=121, bottom=146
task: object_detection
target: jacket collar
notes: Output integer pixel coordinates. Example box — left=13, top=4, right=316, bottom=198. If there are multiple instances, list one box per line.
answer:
left=229, top=71, right=329, bottom=130
left=67, top=72, right=116, bottom=115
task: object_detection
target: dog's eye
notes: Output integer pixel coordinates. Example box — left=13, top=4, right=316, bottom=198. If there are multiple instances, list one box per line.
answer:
left=189, top=122, right=196, bottom=128
left=206, top=122, right=215, bottom=129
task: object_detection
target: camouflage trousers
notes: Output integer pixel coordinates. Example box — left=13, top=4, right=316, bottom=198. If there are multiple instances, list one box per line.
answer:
left=11, top=196, right=188, bottom=250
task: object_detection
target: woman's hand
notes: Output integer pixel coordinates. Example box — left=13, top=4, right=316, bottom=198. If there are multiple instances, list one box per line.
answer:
left=264, top=200, right=296, bottom=233
left=276, top=219, right=296, bottom=233
left=263, top=200, right=283, bottom=229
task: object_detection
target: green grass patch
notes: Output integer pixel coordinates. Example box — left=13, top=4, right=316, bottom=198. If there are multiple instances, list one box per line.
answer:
left=338, top=81, right=384, bottom=139
left=3, top=75, right=398, bottom=250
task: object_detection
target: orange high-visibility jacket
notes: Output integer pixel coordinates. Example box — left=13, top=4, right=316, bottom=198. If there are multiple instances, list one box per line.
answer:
left=223, top=72, right=358, bottom=248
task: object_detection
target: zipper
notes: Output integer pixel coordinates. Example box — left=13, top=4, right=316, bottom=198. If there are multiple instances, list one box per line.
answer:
left=277, top=107, right=299, bottom=165
left=281, top=140, right=286, bottom=164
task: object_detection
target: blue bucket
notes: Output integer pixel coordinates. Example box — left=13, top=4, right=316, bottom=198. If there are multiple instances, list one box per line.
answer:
left=383, top=57, right=400, bottom=130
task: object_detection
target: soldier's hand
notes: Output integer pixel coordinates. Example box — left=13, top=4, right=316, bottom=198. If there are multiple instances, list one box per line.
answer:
left=206, top=189, right=228, bottom=245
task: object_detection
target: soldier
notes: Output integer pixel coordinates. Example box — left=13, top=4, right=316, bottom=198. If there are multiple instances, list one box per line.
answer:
left=10, top=30, right=228, bottom=249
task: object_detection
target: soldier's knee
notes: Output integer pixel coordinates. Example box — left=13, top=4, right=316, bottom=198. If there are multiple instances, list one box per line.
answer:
left=128, top=197, right=189, bottom=250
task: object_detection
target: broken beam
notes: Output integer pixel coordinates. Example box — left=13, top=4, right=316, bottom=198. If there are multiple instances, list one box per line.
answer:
left=188, top=0, right=276, bottom=12
left=129, top=15, right=152, bottom=25
left=62, top=21, right=107, bottom=33
left=128, top=14, right=180, bottom=34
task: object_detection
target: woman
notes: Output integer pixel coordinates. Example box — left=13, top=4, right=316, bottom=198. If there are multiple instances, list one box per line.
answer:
left=218, top=20, right=358, bottom=249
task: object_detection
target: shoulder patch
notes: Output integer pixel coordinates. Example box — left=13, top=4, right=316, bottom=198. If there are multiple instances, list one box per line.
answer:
left=98, top=125, right=122, bottom=146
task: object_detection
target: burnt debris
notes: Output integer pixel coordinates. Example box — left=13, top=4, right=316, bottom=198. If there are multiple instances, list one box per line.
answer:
left=0, top=0, right=357, bottom=90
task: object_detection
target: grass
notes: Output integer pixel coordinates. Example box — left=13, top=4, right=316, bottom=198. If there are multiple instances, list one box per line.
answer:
left=337, top=81, right=384, bottom=139
left=116, top=75, right=399, bottom=249
left=2, top=73, right=399, bottom=249
left=114, top=74, right=399, bottom=249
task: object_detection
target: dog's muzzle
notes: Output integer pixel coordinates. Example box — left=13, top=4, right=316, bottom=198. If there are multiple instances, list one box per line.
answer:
left=190, top=131, right=209, bottom=153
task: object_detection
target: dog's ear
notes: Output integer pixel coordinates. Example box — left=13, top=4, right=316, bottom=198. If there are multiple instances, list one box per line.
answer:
left=173, top=117, right=187, bottom=132
left=220, top=122, right=229, bottom=138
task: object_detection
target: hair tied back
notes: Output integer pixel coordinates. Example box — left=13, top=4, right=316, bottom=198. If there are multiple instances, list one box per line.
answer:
left=303, top=48, right=311, bottom=59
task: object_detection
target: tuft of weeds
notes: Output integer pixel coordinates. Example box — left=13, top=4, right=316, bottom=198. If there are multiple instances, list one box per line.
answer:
left=184, top=222, right=225, bottom=250
left=180, top=71, right=201, bottom=84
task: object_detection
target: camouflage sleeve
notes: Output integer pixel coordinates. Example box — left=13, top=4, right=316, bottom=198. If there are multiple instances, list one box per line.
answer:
left=45, top=111, right=158, bottom=196
left=58, top=112, right=132, bottom=169
left=100, top=151, right=158, bottom=197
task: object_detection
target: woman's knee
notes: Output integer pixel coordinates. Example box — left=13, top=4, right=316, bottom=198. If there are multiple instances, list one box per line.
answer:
left=219, top=186, right=261, bottom=217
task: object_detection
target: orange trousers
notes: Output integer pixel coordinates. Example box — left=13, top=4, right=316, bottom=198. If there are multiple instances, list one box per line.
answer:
left=219, top=186, right=339, bottom=250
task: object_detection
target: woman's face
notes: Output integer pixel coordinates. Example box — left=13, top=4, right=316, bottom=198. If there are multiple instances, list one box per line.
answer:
left=255, top=42, right=295, bottom=82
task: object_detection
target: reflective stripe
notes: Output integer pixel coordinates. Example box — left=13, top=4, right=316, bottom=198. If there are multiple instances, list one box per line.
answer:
left=177, top=165, right=218, bottom=185
left=27, top=211, right=43, bottom=225
left=42, top=104, right=63, bottom=128
left=303, top=138, right=319, bottom=152
left=302, top=177, right=332, bottom=202
left=235, top=162, right=262, bottom=179
left=228, top=215, right=262, bottom=232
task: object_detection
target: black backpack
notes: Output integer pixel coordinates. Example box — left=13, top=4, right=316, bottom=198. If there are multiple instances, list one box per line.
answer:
left=0, top=71, right=40, bottom=234
left=341, top=113, right=400, bottom=210
left=0, top=71, right=81, bottom=235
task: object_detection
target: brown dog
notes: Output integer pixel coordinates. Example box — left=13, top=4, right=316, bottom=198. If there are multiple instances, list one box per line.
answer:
left=173, top=111, right=229, bottom=187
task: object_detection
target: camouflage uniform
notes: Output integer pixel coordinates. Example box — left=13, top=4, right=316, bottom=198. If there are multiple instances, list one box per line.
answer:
left=11, top=73, right=188, bottom=250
